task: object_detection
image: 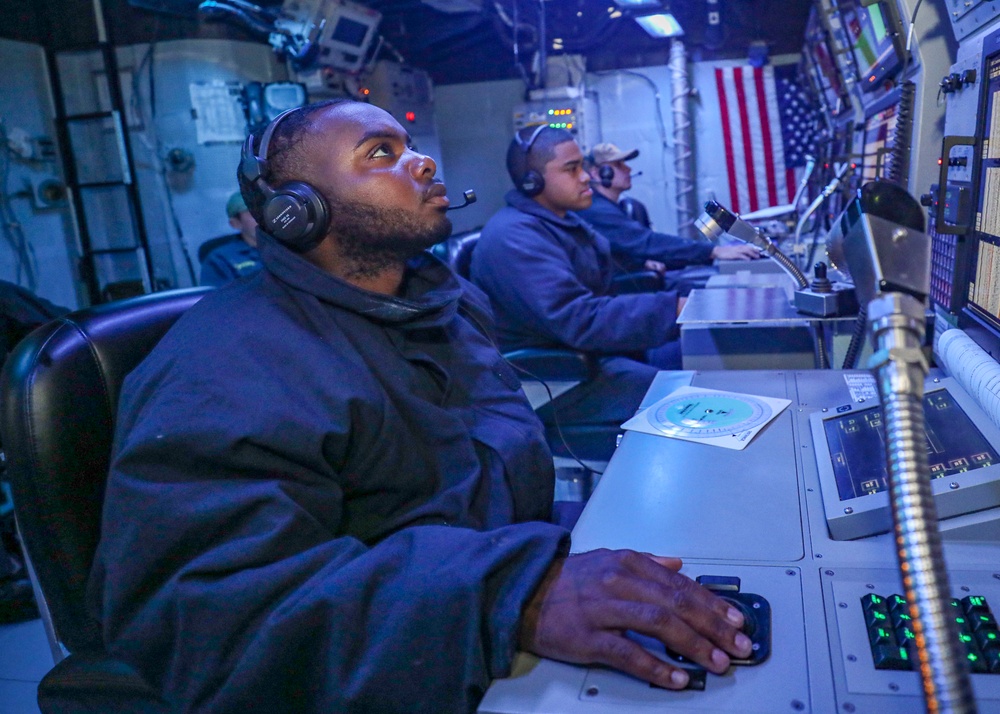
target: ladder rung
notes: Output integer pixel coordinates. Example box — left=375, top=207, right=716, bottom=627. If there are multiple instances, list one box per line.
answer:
left=64, top=111, right=116, bottom=122
left=77, top=180, right=130, bottom=189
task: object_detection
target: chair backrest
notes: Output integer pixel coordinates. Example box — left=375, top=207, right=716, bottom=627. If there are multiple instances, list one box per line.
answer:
left=433, top=230, right=482, bottom=280
left=1, top=288, right=211, bottom=655
left=450, top=232, right=480, bottom=280
left=619, top=196, right=652, bottom=228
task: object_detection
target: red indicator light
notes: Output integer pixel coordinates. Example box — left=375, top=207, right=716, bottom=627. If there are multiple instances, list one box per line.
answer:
left=361, top=87, right=370, bottom=96
left=405, top=111, right=416, bottom=122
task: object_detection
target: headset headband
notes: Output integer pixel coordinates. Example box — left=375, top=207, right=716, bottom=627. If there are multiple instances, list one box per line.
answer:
left=516, top=124, right=548, bottom=155
left=257, top=107, right=302, bottom=163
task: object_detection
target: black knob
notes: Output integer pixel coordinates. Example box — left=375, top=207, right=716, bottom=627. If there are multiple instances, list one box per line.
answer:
left=811, top=262, right=833, bottom=293
left=940, top=73, right=962, bottom=94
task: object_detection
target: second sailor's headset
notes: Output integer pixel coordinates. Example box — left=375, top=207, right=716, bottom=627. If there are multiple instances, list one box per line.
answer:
left=513, top=124, right=550, bottom=197
left=239, top=107, right=329, bottom=253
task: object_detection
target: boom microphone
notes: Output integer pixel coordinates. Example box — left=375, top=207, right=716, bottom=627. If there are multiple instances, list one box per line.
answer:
left=447, top=190, right=477, bottom=211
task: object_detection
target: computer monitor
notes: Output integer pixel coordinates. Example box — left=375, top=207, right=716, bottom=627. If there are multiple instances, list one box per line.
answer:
left=859, top=91, right=900, bottom=183
left=835, top=0, right=907, bottom=92
left=804, top=7, right=851, bottom=119
left=315, top=0, right=382, bottom=72
left=810, top=377, right=1000, bottom=540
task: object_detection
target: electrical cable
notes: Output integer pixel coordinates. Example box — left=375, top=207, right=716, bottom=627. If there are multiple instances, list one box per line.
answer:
left=0, top=121, right=38, bottom=291
left=133, top=40, right=198, bottom=287
left=813, top=321, right=831, bottom=369
left=458, top=303, right=607, bottom=476
left=498, top=0, right=534, bottom=89
left=841, top=307, right=867, bottom=369
left=505, top=359, right=607, bottom=476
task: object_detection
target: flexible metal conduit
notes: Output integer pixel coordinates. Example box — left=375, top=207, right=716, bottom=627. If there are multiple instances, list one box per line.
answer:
left=669, top=39, right=697, bottom=239
left=870, top=295, right=976, bottom=714
left=765, top=243, right=808, bottom=289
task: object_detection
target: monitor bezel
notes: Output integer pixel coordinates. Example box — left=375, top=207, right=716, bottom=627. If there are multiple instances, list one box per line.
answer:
left=803, top=6, right=852, bottom=120
left=834, top=0, right=908, bottom=93
left=810, top=377, right=1000, bottom=540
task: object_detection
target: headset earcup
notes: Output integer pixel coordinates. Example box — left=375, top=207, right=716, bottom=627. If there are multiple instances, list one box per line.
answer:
left=599, top=165, right=614, bottom=188
left=519, top=170, right=545, bottom=197
left=262, top=181, right=329, bottom=253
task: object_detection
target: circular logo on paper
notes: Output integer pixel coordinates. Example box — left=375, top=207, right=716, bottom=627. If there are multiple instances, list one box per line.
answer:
left=648, top=392, right=772, bottom=438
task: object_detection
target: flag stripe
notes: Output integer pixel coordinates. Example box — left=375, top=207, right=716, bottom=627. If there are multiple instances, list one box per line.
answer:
left=715, top=68, right=741, bottom=214
left=754, top=68, right=777, bottom=208
left=733, top=67, right=760, bottom=213
left=762, top=67, right=791, bottom=205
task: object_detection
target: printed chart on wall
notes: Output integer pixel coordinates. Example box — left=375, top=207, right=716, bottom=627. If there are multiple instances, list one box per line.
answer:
left=622, top=386, right=791, bottom=450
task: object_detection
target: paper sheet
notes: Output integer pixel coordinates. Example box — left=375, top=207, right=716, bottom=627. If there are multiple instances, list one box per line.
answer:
left=621, top=386, right=791, bottom=450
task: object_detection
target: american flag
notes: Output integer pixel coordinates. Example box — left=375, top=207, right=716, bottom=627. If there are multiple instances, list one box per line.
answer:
left=714, top=62, right=819, bottom=214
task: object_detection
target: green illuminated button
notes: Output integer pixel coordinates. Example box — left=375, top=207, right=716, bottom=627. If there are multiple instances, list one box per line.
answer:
left=972, top=613, right=999, bottom=633
left=869, top=625, right=897, bottom=647
left=965, top=648, right=988, bottom=674
left=984, top=648, right=1000, bottom=674
left=963, top=595, right=993, bottom=618
left=896, top=625, right=915, bottom=643
left=871, top=643, right=911, bottom=671
left=888, top=594, right=908, bottom=614
left=976, top=628, right=1000, bottom=653
left=866, top=609, right=890, bottom=629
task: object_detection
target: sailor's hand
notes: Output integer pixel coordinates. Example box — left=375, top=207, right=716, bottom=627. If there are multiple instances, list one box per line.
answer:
left=519, top=549, right=753, bottom=690
left=712, top=244, right=761, bottom=261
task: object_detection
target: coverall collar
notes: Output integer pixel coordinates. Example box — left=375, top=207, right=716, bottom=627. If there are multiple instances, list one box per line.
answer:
left=257, top=230, right=464, bottom=329
left=504, top=189, right=593, bottom=234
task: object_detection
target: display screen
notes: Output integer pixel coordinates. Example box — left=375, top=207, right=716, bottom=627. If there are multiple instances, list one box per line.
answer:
left=860, top=102, right=898, bottom=182
left=804, top=7, right=850, bottom=118
left=331, top=17, right=370, bottom=47
left=823, top=390, right=998, bottom=502
left=968, top=51, right=1000, bottom=331
left=836, top=0, right=905, bottom=91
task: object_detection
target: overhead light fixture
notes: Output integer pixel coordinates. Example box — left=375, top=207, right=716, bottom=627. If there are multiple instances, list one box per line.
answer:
left=634, top=12, right=683, bottom=38
left=613, top=0, right=662, bottom=9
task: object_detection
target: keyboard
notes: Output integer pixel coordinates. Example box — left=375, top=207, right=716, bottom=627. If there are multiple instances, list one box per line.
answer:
left=863, top=593, right=1000, bottom=673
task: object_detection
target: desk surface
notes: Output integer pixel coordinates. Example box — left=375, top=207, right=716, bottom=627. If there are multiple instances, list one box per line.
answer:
left=678, top=286, right=857, bottom=326
left=480, top=369, right=1000, bottom=714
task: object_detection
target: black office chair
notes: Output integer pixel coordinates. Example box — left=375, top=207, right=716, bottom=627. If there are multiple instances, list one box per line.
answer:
left=1, top=287, right=211, bottom=713
left=439, top=232, right=624, bottom=463
left=619, top=196, right=652, bottom=228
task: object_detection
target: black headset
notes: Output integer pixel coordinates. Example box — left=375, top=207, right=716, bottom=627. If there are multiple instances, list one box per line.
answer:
left=513, top=124, right=549, bottom=197
left=239, top=107, right=330, bottom=253
left=598, top=164, right=614, bottom=188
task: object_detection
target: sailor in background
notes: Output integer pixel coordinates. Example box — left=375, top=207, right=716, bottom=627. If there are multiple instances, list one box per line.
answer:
left=579, top=143, right=759, bottom=293
left=199, top=191, right=263, bottom=287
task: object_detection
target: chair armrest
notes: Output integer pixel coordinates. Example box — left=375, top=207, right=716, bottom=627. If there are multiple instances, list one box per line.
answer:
left=38, top=651, right=168, bottom=714
left=503, top=348, right=595, bottom=382
left=611, top=270, right=664, bottom=294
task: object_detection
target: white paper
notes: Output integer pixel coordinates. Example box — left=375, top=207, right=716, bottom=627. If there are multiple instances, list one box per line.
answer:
left=621, top=386, right=791, bottom=451
left=189, top=81, right=246, bottom=145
